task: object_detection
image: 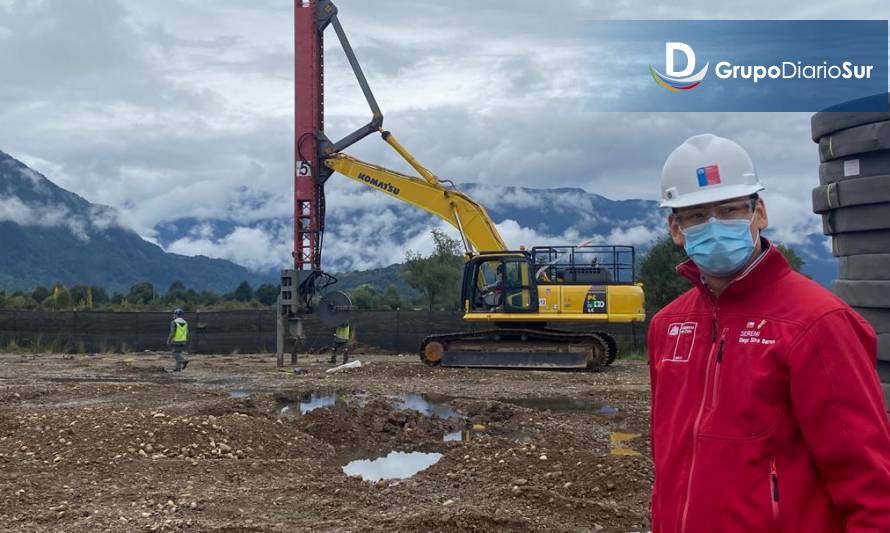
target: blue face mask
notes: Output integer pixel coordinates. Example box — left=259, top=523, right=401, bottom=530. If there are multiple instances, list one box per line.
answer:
left=682, top=217, right=755, bottom=276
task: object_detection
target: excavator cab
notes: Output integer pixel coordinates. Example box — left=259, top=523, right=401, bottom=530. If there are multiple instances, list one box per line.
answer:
left=464, top=253, right=539, bottom=314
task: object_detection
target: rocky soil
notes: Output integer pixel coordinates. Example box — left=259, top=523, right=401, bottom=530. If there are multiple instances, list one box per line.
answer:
left=0, top=351, right=652, bottom=532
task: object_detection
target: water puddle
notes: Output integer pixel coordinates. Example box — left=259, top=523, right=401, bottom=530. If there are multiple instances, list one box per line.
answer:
left=610, top=431, right=642, bottom=457
left=443, top=430, right=464, bottom=442
left=393, top=393, right=462, bottom=419
left=273, top=391, right=371, bottom=416
left=498, top=396, right=619, bottom=415
left=443, top=424, right=534, bottom=444
left=269, top=390, right=459, bottom=420
left=342, top=451, right=443, bottom=482
left=298, top=392, right=339, bottom=414
left=228, top=389, right=252, bottom=398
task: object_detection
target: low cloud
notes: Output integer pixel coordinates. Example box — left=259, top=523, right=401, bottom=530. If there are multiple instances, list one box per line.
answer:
left=0, top=196, right=90, bottom=240
left=166, top=222, right=293, bottom=272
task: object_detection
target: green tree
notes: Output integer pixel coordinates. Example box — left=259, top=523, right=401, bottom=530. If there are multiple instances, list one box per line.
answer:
left=46, top=284, right=72, bottom=310
left=639, top=236, right=692, bottom=316
left=776, top=243, right=805, bottom=273
left=233, top=281, right=254, bottom=302
left=91, top=286, right=109, bottom=306
left=402, top=228, right=464, bottom=311
left=185, top=289, right=198, bottom=304
left=70, top=285, right=92, bottom=308
left=164, top=280, right=190, bottom=304
left=127, top=282, right=156, bottom=305
left=7, top=294, right=38, bottom=310
left=254, top=283, right=279, bottom=306
left=198, top=291, right=221, bottom=306
left=350, top=284, right=381, bottom=310
left=31, top=286, right=50, bottom=305
left=381, top=285, right=402, bottom=310
left=110, top=292, right=125, bottom=306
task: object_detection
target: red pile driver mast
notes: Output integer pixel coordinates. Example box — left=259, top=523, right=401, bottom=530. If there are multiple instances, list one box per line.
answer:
left=294, top=0, right=327, bottom=278
left=278, top=0, right=382, bottom=366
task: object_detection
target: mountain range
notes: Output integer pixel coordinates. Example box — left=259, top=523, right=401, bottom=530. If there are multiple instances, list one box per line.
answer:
left=0, top=150, right=837, bottom=294
left=155, top=183, right=838, bottom=289
left=0, top=151, right=266, bottom=293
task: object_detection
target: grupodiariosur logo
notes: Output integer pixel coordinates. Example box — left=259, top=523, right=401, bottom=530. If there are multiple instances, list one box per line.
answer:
left=649, top=42, right=709, bottom=91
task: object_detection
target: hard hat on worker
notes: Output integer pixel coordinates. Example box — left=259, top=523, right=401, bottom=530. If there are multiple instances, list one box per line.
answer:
left=173, top=308, right=184, bottom=317
left=660, top=134, right=764, bottom=208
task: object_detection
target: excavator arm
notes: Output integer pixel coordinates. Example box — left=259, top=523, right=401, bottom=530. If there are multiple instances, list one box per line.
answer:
left=323, top=131, right=507, bottom=254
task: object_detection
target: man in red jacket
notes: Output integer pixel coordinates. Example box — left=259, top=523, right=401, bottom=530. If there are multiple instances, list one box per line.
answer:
left=649, top=134, right=890, bottom=532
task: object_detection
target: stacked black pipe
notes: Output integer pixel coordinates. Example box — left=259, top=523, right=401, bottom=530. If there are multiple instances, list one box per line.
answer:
left=811, top=93, right=890, bottom=411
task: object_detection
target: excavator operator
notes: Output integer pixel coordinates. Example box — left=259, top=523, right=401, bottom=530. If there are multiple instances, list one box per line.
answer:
left=479, top=262, right=505, bottom=310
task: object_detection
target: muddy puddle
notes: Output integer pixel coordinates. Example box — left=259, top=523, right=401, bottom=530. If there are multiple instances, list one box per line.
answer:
left=392, top=393, right=461, bottom=419
left=498, top=396, right=619, bottom=415
left=443, top=425, right=534, bottom=443
left=273, top=392, right=352, bottom=416
left=271, top=391, right=461, bottom=419
left=342, top=451, right=443, bottom=482
left=610, top=431, right=643, bottom=456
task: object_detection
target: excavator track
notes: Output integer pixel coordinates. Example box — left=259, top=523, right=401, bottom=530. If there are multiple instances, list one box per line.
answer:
left=419, top=328, right=610, bottom=371
left=541, top=328, right=619, bottom=366
left=596, top=331, right=619, bottom=365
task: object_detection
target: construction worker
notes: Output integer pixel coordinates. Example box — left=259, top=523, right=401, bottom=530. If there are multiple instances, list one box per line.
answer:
left=166, top=308, right=189, bottom=372
left=480, top=262, right=505, bottom=310
left=329, top=320, right=352, bottom=365
left=649, top=134, right=890, bottom=532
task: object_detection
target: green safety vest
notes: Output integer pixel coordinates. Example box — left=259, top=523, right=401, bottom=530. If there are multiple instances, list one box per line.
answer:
left=334, top=324, right=350, bottom=341
left=173, top=318, right=189, bottom=342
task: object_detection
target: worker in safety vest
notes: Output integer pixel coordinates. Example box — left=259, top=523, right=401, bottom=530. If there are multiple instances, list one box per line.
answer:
left=329, top=320, right=352, bottom=365
left=166, top=308, right=190, bottom=372
left=648, top=134, right=890, bottom=532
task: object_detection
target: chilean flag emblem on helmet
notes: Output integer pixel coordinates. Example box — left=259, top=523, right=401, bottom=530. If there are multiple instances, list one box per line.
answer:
left=696, top=165, right=722, bottom=187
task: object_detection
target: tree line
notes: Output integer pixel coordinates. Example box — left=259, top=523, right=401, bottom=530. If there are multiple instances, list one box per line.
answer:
left=0, top=280, right=280, bottom=312
left=355, top=230, right=807, bottom=316
left=0, top=229, right=805, bottom=316
left=349, top=228, right=465, bottom=312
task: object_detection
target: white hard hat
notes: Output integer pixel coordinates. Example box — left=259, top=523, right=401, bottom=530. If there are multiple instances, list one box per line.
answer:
left=660, top=134, right=764, bottom=208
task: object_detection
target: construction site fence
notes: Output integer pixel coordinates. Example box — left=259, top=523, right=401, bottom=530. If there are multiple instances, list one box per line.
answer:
left=0, top=309, right=648, bottom=356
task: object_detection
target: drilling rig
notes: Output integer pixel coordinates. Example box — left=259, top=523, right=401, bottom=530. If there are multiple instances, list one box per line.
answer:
left=276, top=0, right=373, bottom=365
left=277, top=0, right=645, bottom=369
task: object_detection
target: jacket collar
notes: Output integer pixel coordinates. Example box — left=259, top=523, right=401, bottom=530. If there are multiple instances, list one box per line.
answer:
left=675, top=238, right=792, bottom=301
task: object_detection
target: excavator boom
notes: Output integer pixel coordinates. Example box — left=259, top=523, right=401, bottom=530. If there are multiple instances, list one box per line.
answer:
left=325, top=143, right=506, bottom=254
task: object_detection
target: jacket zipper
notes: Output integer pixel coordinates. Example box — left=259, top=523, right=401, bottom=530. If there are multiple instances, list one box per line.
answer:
left=680, top=306, right=719, bottom=532
left=709, top=331, right=727, bottom=407
left=770, top=457, right=780, bottom=522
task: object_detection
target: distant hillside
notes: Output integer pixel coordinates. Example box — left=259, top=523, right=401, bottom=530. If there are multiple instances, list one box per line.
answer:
left=330, top=263, right=419, bottom=298
left=0, top=151, right=271, bottom=293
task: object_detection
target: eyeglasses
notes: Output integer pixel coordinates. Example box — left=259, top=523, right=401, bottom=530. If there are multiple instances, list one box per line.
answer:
left=673, top=199, right=756, bottom=229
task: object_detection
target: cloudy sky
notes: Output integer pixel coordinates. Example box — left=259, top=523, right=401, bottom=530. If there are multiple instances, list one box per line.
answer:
left=0, top=0, right=888, bottom=271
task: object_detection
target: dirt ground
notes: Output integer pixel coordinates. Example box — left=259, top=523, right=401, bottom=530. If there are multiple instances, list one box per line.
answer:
left=0, top=350, right=653, bottom=532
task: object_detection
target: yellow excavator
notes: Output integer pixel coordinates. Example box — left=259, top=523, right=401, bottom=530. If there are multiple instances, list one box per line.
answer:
left=324, top=132, right=645, bottom=370
left=293, top=0, right=644, bottom=370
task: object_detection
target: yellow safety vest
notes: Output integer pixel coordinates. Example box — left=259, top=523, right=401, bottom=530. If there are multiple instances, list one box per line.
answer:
left=334, top=324, right=350, bottom=341
left=173, top=318, right=189, bottom=343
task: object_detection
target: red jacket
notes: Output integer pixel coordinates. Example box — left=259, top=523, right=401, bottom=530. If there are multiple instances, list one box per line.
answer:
left=648, top=240, right=890, bottom=533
